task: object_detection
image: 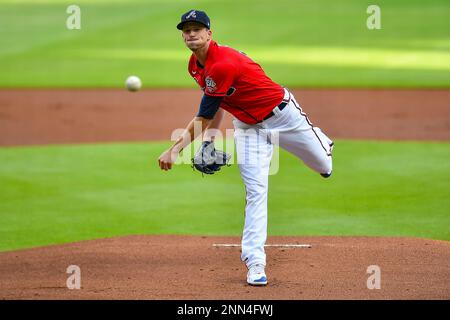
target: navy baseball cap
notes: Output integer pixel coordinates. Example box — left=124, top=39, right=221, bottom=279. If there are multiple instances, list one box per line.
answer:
left=176, top=9, right=210, bottom=30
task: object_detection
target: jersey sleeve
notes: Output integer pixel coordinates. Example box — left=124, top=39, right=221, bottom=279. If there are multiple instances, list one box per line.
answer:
left=196, top=94, right=223, bottom=119
left=204, top=62, right=237, bottom=97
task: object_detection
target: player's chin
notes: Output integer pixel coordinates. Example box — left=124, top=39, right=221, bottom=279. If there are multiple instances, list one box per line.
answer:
left=185, top=41, right=200, bottom=49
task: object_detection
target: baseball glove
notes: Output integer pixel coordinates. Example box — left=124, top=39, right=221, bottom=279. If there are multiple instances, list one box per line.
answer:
left=192, top=141, right=231, bottom=175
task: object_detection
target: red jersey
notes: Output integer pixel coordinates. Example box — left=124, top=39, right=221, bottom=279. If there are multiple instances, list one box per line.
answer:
left=188, top=40, right=284, bottom=124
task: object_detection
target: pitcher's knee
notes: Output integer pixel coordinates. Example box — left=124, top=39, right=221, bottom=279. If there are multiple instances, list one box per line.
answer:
left=246, top=188, right=267, bottom=205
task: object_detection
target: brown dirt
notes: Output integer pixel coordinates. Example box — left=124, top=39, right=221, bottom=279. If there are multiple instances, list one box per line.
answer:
left=0, top=88, right=449, bottom=146
left=0, top=235, right=449, bottom=300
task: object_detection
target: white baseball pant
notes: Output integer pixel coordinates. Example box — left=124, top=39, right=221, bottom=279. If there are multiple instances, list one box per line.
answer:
left=233, top=88, right=333, bottom=268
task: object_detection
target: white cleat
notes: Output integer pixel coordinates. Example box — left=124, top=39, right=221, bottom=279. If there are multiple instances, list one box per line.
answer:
left=247, top=264, right=268, bottom=286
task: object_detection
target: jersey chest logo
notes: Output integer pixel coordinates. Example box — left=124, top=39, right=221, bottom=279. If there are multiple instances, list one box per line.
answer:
left=205, top=76, right=217, bottom=93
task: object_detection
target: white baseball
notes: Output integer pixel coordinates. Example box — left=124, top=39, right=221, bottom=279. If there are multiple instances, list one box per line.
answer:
left=125, top=75, right=142, bottom=92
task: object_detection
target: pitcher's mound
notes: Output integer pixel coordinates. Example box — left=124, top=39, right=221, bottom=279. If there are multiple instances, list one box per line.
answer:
left=0, top=235, right=449, bottom=299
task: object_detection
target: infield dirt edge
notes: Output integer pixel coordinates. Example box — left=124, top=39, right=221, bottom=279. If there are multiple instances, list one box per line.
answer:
left=0, top=234, right=449, bottom=300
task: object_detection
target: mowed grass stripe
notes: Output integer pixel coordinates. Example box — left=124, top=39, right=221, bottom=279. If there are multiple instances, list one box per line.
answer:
left=0, top=0, right=449, bottom=87
left=0, top=140, right=449, bottom=251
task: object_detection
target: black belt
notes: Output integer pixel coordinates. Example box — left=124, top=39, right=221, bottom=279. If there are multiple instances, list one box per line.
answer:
left=258, top=95, right=290, bottom=123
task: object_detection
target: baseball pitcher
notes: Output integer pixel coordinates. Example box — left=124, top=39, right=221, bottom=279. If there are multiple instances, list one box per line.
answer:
left=158, top=10, right=334, bottom=286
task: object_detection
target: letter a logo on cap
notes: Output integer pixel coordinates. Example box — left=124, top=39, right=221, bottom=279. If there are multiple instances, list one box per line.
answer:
left=186, top=10, right=196, bottom=19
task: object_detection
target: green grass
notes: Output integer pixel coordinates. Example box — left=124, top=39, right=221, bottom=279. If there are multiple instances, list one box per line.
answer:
left=0, top=140, right=449, bottom=252
left=0, top=0, right=449, bottom=88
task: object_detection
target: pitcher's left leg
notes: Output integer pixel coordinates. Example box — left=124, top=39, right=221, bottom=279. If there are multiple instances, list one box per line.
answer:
left=274, top=94, right=333, bottom=176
